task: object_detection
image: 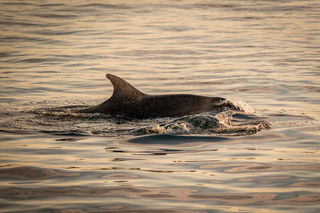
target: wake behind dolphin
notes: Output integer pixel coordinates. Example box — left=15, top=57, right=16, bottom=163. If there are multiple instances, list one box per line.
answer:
left=79, top=74, right=241, bottom=119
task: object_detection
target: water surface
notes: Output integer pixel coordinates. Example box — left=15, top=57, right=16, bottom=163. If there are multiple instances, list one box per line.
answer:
left=0, top=0, right=319, bottom=212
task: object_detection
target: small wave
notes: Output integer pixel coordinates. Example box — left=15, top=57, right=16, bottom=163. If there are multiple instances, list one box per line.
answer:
left=1, top=101, right=271, bottom=137
left=136, top=112, right=271, bottom=136
left=134, top=100, right=268, bottom=136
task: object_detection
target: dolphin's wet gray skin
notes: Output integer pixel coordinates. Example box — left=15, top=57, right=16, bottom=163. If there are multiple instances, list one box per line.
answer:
left=79, top=74, right=239, bottom=119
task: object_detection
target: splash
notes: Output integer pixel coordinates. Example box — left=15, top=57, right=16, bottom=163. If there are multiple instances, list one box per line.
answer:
left=0, top=100, right=271, bottom=137
left=137, top=123, right=191, bottom=135
left=232, top=100, right=255, bottom=114
left=136, top=112, right=271, bottom=136
left=134, top=100, right=271, bottom=136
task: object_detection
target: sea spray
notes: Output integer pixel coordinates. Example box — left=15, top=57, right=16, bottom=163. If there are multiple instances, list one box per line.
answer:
left=233, top=100, right=255, bottom=114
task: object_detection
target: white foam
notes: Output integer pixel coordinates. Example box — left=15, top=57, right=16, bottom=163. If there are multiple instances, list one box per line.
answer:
left=150, top=122, right=191, bottom=134
left=150, top=124, right=166, bottom=134
left=229, top=99, right=255, bottom=114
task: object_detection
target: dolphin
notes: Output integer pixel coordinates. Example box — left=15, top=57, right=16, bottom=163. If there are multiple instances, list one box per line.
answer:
left=78, top=74, right=240, bottom=119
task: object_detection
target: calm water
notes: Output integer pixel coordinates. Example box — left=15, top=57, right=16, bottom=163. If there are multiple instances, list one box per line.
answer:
left=0, top=0, right=320, bottom=212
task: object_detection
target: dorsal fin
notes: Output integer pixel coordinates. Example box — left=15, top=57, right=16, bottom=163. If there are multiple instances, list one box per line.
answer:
left=106, top=74, right=146, bottom=101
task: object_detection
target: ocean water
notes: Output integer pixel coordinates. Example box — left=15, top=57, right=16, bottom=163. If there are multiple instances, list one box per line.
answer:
left=0, top=0, right=319, bottom=212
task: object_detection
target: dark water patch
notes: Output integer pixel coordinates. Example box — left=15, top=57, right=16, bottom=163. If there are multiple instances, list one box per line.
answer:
left=195, top=3, right=236, bottom=9
left=2, top=2, right=32, bottom=6
left=39, top=4, right=66, bottom=7
left=127, top=135, right=229, bottom=145
left=0, top=21, right=41, bottom=26
left=20, top=58, right=47, bottom=63
left=0, top=129, right=37, bottom=135
left=0, top=52, right=12, bottom=58
left=79, top=3, right=133, bottom=10
left=235, top=86, right=277, bottom=93
left=55, top=138, right=81, bottom=142
left=0, top=36, right=63, bottom=45
left=33, top=14, right=78, bottom=19
left=39, top=70, right=58, bottom=74
left=299, top=141, right=319, bottom=145
left=63, top=166, right=195, bottom=174
left=111, top=158, right=145, bottom=162
left=15, top=56, right=70, bottom=64
left=31, top=30, right=85, bottom=36
left=50, top=209, right=191, bottom=213
left=118, top=49, right=200, bottom=56
left=40, top=130, right=89, bottom=137
left=235, top=5, right=315, bottom=12
left=0, top=167, right=79, bottom=180
left=105, top=144, right=218, bottom=156
left=232, top=113, right=266, bottom=120
left=102, top=173, right=140, bottom=179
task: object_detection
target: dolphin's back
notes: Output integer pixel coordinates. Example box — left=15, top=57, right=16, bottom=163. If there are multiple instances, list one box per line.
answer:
left=79, top=74, right=230, bottom=118
left=135, top=94, right=223, bottom=118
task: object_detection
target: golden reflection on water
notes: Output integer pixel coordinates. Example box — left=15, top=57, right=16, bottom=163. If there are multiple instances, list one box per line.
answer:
left=200, top=163, right=320, bottom=173
left=1, top=0, right=320, bottom=212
